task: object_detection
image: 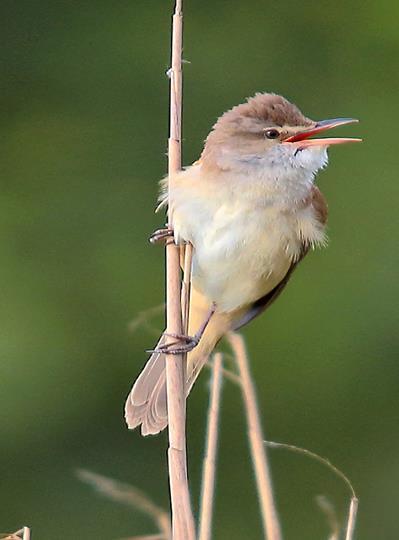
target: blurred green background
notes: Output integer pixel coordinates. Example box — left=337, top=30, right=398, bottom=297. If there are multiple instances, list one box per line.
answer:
left=1, top=1, right=398, bottom=538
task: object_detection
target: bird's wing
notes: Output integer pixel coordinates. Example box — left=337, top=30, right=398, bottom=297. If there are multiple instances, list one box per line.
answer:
left=231, top=256, right=304, bottom=330
left=232, top=186, right=328, bottom=331
left=310, top=185, right=328, bottom=225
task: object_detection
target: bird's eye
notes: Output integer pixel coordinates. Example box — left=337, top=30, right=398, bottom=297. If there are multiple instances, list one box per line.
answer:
left=264, top=128, right=280, bottom=139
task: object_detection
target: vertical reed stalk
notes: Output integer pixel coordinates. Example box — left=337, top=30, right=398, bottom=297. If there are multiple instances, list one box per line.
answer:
left=165, top=1, right=195, bottom=539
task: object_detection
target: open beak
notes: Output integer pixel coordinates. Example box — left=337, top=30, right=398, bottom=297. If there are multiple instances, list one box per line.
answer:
left=284, top=118, right=362, bottom=148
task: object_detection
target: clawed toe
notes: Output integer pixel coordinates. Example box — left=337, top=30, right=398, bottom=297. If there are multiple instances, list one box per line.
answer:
left=145, top=304, right=216, bottom=356
left=146, top=333, right=199, bottom=355
left=149, top=228, right=174, bottom=245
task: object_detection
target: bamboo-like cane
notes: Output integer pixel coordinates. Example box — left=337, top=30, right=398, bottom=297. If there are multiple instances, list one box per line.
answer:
left=198, top=353, right=224, bottom=540
left=165, top=1, right=196, bottom=539
left=228, top=332, right=282, bottom=540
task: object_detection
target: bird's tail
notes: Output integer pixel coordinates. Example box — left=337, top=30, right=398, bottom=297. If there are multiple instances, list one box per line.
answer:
left=124, top=289, right=231, bottom=436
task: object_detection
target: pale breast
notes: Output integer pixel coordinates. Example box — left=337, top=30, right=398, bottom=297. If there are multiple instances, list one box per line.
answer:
left=189, top=205, right=301, bottom=311
left=168, top=166, right=326, bottom=312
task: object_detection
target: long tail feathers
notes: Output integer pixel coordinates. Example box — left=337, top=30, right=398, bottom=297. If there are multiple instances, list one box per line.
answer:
left=125, top=335, right=167, bottom=435
left=124, top=332, right=213, bottom=436
left=125, top=288, right=234, bottom=436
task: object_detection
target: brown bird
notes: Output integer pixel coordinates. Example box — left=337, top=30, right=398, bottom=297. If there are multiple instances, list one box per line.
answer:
left=125, top=93, right=360, bottom=436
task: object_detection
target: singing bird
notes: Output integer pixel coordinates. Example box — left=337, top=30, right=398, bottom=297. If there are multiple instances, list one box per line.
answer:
left=125, top=93, right=360, bottom=436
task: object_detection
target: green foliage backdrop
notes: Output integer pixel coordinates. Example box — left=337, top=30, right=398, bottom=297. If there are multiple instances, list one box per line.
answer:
left=1, top=1, right=398, bottom=538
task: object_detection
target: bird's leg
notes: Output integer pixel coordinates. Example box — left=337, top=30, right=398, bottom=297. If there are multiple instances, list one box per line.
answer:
left=147, top=303, right=217, bottom=355
left=149, top=227, right=175, bottom=245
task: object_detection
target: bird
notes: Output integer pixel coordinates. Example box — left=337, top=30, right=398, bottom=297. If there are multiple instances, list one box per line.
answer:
left=125, top=92, right=360, bottom=436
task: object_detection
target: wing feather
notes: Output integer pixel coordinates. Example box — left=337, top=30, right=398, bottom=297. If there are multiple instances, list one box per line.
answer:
left=233, top=186, right=328, bottom=330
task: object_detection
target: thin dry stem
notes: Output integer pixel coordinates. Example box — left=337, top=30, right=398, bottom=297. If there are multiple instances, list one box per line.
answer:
left=165, top=1, right=195, bottom=539
left=77, top=469, right=171, bottom=539
left=265, top=441, right=356, bottom=499
left=198, top=353, right=224, bottom=540
left=206, top=360, right=242, bottom=386
left=128, top=304, right=165, bottom=336
left=227, top=332, right=282, bottom=540
left=266, top=441, right=358, bottom=540
left=219, top=366, right=241, bottom=385
left=315, top=495, right=340, bottom=540
left=344, top=497, right=358, bottom=540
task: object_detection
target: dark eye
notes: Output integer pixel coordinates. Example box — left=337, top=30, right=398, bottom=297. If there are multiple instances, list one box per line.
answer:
left=264, top=128, right=280, bottom=139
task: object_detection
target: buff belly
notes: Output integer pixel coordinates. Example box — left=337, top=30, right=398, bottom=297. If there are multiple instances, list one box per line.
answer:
left=188, top=207, right=299, bottom=312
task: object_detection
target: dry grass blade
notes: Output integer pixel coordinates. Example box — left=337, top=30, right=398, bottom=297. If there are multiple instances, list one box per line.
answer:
left=227, top=332, right=283, bottom=540
left=77, top=469, right=171, bottom=539
left=316, top=495, right=340, bottom=540
left=265, top=441, right=358, bottom=540
left=128, top=304, right=165, bottom=336
left=206, top=357, right=241, bottom=386
left=265, top=441, right=356, bottom=499
left=198, top=353, right=224, bottom=540
left=220, top=366, right=241, bottom=385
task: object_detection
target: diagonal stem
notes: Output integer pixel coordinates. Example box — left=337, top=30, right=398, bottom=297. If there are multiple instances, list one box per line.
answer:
left=228, top=332, right=283, bottom=540
left=198, top=353, right=224, bottom=540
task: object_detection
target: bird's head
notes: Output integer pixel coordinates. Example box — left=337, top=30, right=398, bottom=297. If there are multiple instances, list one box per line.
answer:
left=201, top=93, right=360, bottom=178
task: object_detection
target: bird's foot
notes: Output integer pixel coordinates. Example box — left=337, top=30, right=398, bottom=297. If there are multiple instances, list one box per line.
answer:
left=146, top=304, right=216, bottom=356
left=147, top=333, right=200, bottom=355
left=149, top=227, right=174, bottom=245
